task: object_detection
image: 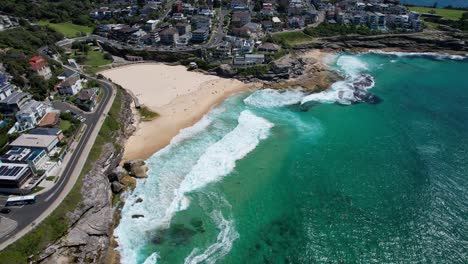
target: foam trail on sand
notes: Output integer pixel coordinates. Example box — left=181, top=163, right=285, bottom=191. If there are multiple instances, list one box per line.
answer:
left=244, top=89, right=305, bottom=108
left=184, top=211, right=239, bottom=264
left=366, top=50, right=467, bottom=60
left=116, top=110, right=273, bottom=264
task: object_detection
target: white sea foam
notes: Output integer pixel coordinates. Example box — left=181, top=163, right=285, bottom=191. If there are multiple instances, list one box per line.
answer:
left=336, top=55, right=369, bottom=78
left=301, top=55, right=374, bottom=105
left=184, top=211, right=239, bottom=264
left=301, top=81, right=356, bottom=105
left=116, top=110, right=273, bottom=264
left=367, top=50, right=467, bottom=60
left=244, top=89, right=305, bottom=108
left=142, top=253, right=159, bottom=264
left=167, top=110, right=273, bottom=214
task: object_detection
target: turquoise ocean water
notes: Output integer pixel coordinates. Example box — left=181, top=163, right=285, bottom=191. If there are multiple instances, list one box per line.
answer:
left=400, top=0, right=468, bottom=8
left=116, top=52, right=468, bottom=264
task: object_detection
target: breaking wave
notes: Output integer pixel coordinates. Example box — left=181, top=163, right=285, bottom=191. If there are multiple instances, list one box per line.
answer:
left=244, top=89, right=305, bottom=108
left=142, top=253, right=159, bottom=264
left=184, top=211, right=239, bottom=264
left=367, top=50, right=467, bottom=61
left=116, top=110, right=273, bottom=264
left=168, top=110, right=273, bottom=213
left=301, top=55, right=376, bottom=105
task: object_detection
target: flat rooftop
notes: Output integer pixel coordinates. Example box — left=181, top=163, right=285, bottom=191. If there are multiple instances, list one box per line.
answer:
left=9, top=134, right=58, bottom=149
left=0, top=163, right=30, bottom=181
left=0, top=147, right=44, bottom=163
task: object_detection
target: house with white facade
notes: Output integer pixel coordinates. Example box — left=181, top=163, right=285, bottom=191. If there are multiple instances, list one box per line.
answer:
left=58, top=73, right=83, bottom=95
left=15, top=100, right=47, bottom=131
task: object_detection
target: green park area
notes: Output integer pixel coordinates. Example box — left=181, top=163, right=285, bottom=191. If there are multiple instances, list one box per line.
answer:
left=38, top=21, right=94, bottom=38
left=408, top=6, right=465, bottom=20
left=84, top=49, right=112, bottom=67
left=271, top=31, right=314, bottom=45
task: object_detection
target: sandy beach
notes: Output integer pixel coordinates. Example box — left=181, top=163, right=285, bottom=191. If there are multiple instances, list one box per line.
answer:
left=101, top=63, right=256, bottom=160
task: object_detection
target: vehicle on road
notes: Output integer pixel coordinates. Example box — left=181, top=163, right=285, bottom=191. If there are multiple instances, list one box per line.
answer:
left=0, top=208, right=11, bottom=214
left=5, top=195, right=36, bottom=206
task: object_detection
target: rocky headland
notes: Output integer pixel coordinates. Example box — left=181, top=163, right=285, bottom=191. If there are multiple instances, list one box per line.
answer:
left=37, top=89, right=137, bottom=264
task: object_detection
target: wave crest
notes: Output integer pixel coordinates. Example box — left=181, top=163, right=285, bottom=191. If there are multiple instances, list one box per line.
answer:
left=244, top=89, right=305, bottom=108
left=367, top=50, right=467, bottom=60
left=184, top=211, right=239, bottom=264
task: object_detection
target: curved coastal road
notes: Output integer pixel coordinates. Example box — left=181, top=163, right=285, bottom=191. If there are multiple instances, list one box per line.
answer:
left=0, top=72, right=116, bottom=251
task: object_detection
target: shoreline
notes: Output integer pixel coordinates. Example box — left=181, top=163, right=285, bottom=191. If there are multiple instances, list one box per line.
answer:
left=101, top=48, right=464, bottom=263
left=101, top=63, right=262, bottom=160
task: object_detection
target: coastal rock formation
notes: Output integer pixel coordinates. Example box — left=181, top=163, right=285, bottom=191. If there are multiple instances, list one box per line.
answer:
left=123, top=159, right=149, bottom=178
left=297, top=32, right=468, bottom=52
left=107, top=167, right=127, bottom=182
left=38, top=89, right=135, bottom=264
left=111, top=182, right=124, bottom=194
left=269, top=52, right=341, bottom=92
left=216, top=64, right=237, bottom=77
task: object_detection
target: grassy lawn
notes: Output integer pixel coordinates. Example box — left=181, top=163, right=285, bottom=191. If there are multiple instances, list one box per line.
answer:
left=31, top=186, right=45, bottom=194
left=84, top=65, right=112, bottom=75
left=272, top=31, right=314, bottom=45
left=137, top=106, right=159, bottom=121
left=84, top=50, right=112, bottom=67
left=38, top=21, right=94, bottom=38
left=58, top=119, right=71, bottom=132
left=408, top=7, right=465, bottom=20
left=0, top=89, right=123, bottom=264
left=46, top=176, right=56, bottom=181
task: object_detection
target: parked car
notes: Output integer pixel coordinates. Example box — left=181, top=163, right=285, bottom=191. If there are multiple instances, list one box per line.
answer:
left=0, top=208, right=11, bottom=214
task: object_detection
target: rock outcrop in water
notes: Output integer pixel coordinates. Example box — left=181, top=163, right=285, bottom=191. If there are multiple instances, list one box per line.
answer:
left=38, top=89, right=136, bottom=264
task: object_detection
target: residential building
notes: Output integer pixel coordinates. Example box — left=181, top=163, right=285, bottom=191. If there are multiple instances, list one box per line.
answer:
left=192, top=27, right=210, bottom=43
left=213, top=41, right=232, bottom=58
left=232, top=38, right=255, bottom=55
left=29, top=56, right=52, bottom=80
left=28, top=128, right=64, bottom=142
left=272, top=17, right=282, bottom=29
left=0, top=147, right=48, bottom=172
left=37, top=112, right=59, bottom=128
left=15, top=100, right=47, bottom=131
left=230, top=0, right=249, bottom=10
left=58, top=73, right=83, bottom=95
left=0, top=82, right=13, bottom=100
left=199, top=7, right=215, bottom=17
left=233, top=54, right=265, bottom=66
left=172, top=13, right=186, bottom=21
left=192, top=15, right=212, bottom=29
left=0, top=92, right=31, bottom=115
left=232, top=11, right=251, bottom=27
left=130, top=29, right=147, bottom=44
left=160, top=27, right=179, bottom=44
left=0, top=163, right=32, bottom=188
left=109, top=26, right=139, bottom=42
left=176, top=23, right=191, bottom=35
left=288, top=16, right=306, bottom=28
left=9, top=134, right=59, bottom=153
left=76, top=89, right=98, bottom=111
left=0, top=72, right=7, bottom=85
left=258, top=42, right=281, bottom=52
left=144, top=19, right=160, bottom=31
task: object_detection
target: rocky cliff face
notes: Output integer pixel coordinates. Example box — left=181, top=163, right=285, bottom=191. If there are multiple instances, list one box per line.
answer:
left=38, top=89, right=136, bottom=264
left=296, top=32, right=468, bottom=52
